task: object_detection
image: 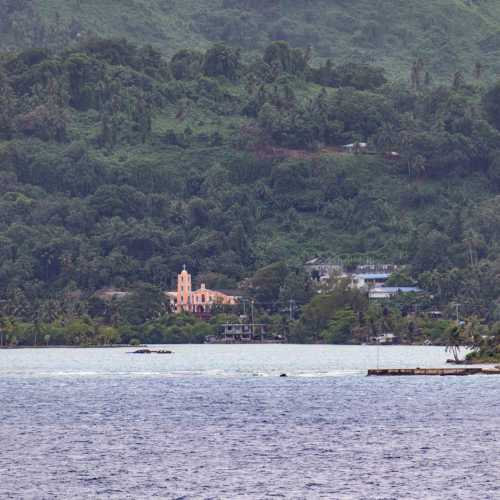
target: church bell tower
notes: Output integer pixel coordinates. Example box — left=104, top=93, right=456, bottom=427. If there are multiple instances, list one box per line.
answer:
left=176, top=265, right=192, bottom=312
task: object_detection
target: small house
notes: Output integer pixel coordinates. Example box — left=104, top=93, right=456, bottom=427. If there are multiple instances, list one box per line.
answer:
left=342, top=142, right=369, bottom=153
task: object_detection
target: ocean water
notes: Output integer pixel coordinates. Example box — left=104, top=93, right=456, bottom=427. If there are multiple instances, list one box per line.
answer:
left=1, top=345, right=499, bottom=499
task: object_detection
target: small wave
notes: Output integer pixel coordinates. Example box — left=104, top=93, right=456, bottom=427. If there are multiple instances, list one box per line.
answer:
left=0, top=370, right=109, bottom=378
left=295, top=370, right=363, bottom=378
left=251, top=370, right=364, bottom=378
left=0, top=368, right=366, bottom=379
left=0, top=370, right=176, bottom=379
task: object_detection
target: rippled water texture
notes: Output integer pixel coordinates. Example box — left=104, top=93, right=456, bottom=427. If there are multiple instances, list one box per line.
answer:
left=1, top=345, right=499, bottom=499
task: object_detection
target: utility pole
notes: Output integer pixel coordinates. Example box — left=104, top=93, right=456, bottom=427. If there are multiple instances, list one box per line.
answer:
left=251, top=300, right=255, bottom=337
left=455, top=303, right=461, bottom=323
left=289, top=299, right=294, bottom=321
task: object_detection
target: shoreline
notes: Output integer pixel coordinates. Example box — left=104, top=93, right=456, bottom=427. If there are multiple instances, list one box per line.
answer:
left=1, top=342, right=452, bottom=350
left=2, top=343, right=444, bottom=350
left=0, top=344, right=135, bottom=350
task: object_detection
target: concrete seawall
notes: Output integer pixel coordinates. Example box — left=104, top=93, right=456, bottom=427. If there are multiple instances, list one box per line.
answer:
left=368, top=368, right=500, bottom=376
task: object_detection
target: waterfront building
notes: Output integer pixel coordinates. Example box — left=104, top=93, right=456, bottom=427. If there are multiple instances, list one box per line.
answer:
left=205, top=323, right=286, bottom=344
left=368, top=333, right=400, bottom=345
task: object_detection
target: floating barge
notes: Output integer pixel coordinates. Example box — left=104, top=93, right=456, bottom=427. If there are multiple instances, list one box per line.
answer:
left=368, top=367, right=500, bottom=376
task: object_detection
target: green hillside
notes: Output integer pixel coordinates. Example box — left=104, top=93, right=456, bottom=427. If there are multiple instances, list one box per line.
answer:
left=3, top=0, right=500, bottom=79
left=2, top=5, right=500, bottom=350
left=1, top=36, right=500, bottom=344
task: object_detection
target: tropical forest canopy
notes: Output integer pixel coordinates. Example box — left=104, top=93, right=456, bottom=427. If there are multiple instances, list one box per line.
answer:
left=2, top=0, right=500, bottom=80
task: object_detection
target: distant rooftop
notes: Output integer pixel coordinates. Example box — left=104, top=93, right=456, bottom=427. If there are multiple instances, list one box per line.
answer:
left=372, top=287, right=421, bottom=293
left=212, top=289, right=248, bottom=297
left=95, top=288, right=131, bottom=301
left=354, top=273, right=391, bottom=280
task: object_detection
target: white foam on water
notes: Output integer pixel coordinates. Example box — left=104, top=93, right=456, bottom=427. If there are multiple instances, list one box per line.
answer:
left=294, top=370, right=364, bottom=378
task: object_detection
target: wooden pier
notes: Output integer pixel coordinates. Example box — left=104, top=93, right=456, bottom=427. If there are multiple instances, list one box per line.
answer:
left=368, top=367, right=500, bottom=377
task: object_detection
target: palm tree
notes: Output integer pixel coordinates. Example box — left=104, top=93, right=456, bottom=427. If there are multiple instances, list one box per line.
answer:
left=401, top=151, right=426, bottom=179
left=410, top=58, right=424, bottom=91
left=445, top=322, right=463, bottom=363
left=453, top=71, right=465, bottom=90
left=375, top=123, right=396, bottom=153
left=411, top=154, right=426, bottom=178
left=463, top=230, right=483, bottom=267
left=474, top=62, right=482, bottom=80
left=462, top=316, right=484, bottom=352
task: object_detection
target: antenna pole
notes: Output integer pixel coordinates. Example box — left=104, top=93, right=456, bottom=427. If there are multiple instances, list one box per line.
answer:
left=251, top=300, right=255, bottom=336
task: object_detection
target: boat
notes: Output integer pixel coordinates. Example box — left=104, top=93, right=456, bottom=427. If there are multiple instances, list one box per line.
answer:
left=130, top=349, right=173, bottom=354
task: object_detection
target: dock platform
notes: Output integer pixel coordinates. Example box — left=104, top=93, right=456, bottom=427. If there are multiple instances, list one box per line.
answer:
left=368, top=368, right=500, bottom=376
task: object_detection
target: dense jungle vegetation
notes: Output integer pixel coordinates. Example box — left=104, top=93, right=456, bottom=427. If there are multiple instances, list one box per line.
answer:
left=0, top=35, right=500, bottom=355
left=3, top=0, right=500, bottom=80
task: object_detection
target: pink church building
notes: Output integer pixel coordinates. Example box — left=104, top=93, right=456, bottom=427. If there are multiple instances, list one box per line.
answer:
left=167, top=267, right=240, bottom=314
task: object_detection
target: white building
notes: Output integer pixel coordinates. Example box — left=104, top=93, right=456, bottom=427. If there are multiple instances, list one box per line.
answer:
left=369, top=333, right=399, bottom=344
left=351, top=273, right=391, bottom=289
left=369, top=286, right=421, bottom=300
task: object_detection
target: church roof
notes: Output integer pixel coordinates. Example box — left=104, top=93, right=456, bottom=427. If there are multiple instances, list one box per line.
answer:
left=212, top=289, right=247, bottom=297
left=191, top=287, right=246, bottom=297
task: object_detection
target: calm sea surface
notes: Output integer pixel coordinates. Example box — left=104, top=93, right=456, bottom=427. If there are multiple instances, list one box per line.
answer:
left=1, top=345, right=499, bottom=499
